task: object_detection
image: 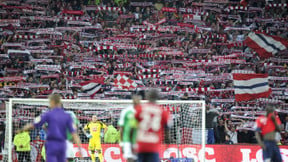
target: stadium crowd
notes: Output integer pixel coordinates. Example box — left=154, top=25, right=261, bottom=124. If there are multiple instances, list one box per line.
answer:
left=0, top=0, right=288, bottom=151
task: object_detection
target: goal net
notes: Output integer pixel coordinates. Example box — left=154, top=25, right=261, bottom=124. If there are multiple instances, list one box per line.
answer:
left=4, top=99, right=206, bottom=162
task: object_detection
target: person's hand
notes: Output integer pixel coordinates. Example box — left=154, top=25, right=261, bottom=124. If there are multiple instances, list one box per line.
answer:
left=85, top=133, right=92, bottom=139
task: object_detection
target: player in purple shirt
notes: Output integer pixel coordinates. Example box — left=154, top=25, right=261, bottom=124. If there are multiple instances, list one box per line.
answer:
left=18, top=94, right=82, bottom=162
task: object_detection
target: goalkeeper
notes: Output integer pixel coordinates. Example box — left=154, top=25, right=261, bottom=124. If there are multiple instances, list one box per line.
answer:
left=118, top=95, right=140, bottom=162
left=83, top=115, right=107, bottom=162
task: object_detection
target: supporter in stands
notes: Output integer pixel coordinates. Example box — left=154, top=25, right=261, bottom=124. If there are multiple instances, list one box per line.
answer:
left=180, top=92, right=189, bottom=100
left=206, top=105, right=219, bottom=144
left=215, top=118, right=225, bottom=144
left=225, top=120, right=238, bottom=144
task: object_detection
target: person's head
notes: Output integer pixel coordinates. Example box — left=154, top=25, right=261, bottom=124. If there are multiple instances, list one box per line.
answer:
left=218, top=118, right=224, bottom=126
left=225, top=134, right=231, bottom=141
left=285, top=115, right=288, bottom=122
left=132, top=95, right=141, bottom=107
left=230, top=125, right=236, bottom=132
left=92, top=115, right=97, bottom=123
left=183, top=92, right=188, bottom=98
left=266, top=104, right=275, bottom=114
left=146, top=89, right=159, bottom=103
left=49, top=94, right=62, bottom=109
left=227, top=120, right=232, bottom=125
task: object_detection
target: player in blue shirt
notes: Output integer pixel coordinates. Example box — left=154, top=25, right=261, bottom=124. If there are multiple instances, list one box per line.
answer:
left=18, top=94, right=82, bottom=162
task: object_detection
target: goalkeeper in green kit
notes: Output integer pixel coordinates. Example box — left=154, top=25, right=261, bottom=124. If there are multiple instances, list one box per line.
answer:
left=118, top=95, right=140, bottom=162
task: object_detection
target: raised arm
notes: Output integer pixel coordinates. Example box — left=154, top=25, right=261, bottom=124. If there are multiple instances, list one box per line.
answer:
left=224, top=120, right=229, bottom=132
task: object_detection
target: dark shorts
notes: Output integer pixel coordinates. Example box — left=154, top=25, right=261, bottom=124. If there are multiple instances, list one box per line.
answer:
left=263, top=141, right=282, bottom=162
left=45, top=141, right=66, bottom=162
left=137, top=152, right=159, bottom=162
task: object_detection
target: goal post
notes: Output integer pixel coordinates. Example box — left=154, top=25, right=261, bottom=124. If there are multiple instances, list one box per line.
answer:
left=5, top=98, right=206, bottom=162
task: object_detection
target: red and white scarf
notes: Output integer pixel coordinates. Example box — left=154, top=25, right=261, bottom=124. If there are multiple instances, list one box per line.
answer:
left=182, top=87, right=210, bottom=93
left=87, top=45, right=117, bottom=52
left=227, top=41, right=245, bottom=49
left=266, top=3, right=287, bottom=8
left=225, top=6, right=248, bottom=12
left=14, top=34, right=39, bottom=39
left=96, top=6, right=123, bottom=12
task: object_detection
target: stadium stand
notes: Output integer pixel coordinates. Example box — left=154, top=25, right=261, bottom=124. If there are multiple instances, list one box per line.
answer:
left=0, top=0, right=287, bottom=149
